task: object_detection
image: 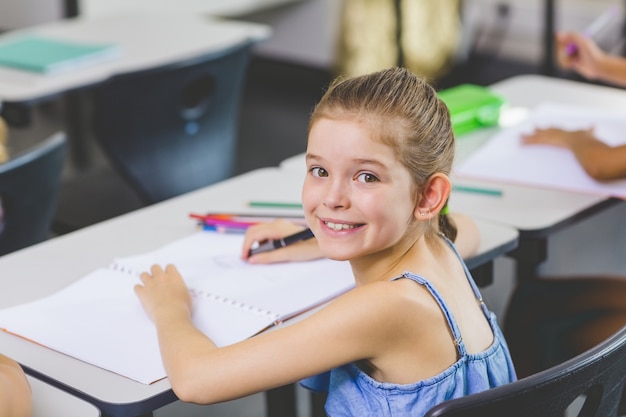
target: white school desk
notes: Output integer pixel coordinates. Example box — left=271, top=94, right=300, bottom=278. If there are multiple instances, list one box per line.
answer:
left=0, top=166, right=517, bottom=417
left=77, top=0, right=301, bottom=19
left=28, top=375, right=101, bottom=417
left=0, top=12, right=270, bottom=103
left=0, top=12, right=270, bottom=167
left=280, top=74, right=626, bottom=280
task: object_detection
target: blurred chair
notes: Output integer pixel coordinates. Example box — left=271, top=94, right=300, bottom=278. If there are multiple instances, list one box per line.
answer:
left=0, top=132, right=66, bottom=256
left=51, top=40, right=253, bottom=234
left=91, top=40, right=252, bottom=205
left=424, top=324, right=626, bottom=417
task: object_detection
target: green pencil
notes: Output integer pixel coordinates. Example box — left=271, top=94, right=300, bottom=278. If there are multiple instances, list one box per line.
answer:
left=248, top=201, right=303, bottom=209
left=452, top=184, right=503, bottom=197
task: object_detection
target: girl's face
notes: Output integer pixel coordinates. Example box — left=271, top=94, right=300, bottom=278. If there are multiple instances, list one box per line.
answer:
left=303, top=117, right=419, bottom=262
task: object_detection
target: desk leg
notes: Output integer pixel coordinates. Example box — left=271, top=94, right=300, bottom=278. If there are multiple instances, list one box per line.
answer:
left=311, top=391, right=327, bottom=417
left=266, top=384, right=297, bottom=417
left=508, top=236, right=548, bottom=282
left=542, top=0, right=555, bottom=75
left=64, top=0, right=79, bottom=17
left=63, top=91, right=95, bottom=171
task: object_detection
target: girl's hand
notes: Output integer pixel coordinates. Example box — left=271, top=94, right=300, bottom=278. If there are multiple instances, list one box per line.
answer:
left=241, top=219, right=322, bottom=264
left=134, top=264, right=192, bottom=324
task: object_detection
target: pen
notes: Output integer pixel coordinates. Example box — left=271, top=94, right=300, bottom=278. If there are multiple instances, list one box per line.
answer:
left=452, top=184, right=503, bottom=197
left=248, top=228, right=315, bottom=256
left=566, top=6, right=618, bottom=55
left=248, top=201, right=303, bottom=209
left=204, top=212, right=306, bottom=220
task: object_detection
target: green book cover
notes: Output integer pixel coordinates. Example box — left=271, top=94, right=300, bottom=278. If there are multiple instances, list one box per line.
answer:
left=438, top=84, right=506, bottom=136
left=0, top=35, right=119, bottom=74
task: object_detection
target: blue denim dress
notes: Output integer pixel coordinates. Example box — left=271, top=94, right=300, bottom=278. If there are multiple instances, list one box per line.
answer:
left=300, top=237, right=517, bottom=417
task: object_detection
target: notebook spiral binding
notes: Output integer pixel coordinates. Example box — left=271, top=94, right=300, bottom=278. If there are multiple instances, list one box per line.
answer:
left=189, top=289, right=280, bottom=322
left=110, top=262, right=281, bottom=323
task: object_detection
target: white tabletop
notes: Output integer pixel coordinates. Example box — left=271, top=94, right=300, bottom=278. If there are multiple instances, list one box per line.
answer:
left=0, top=166, right=517, bottom=416
left=0, top=11, right=270, bottom=103
left=79, top=0, right=301, bottom=19
left=281, top=75, right=626, bottom=235
left=28, top=375, right=101, bottom=417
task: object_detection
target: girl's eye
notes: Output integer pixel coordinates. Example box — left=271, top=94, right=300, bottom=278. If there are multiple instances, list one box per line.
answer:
left=311, top=167, right=328, bottom=177
left=357, top=173, right=379, bottom=183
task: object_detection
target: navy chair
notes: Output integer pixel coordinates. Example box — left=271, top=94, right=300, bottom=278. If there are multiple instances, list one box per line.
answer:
left=0, top=132, right=66, bottom=256
left=424, top=324, right=626, bottom=417
left=90, top=40, right=252, bottom=204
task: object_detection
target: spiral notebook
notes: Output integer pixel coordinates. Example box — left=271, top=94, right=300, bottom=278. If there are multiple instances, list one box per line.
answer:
left=0, top=232, right=354, bottom=384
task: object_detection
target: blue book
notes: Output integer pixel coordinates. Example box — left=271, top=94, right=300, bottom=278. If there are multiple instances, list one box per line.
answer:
left=0, top=35, right=119, bottom=74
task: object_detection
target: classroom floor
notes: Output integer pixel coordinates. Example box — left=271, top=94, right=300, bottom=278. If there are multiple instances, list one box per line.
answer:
left=7, top=50, right=583, bottom=417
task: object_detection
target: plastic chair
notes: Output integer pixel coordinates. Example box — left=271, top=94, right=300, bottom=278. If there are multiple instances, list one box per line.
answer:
left=90, top=40, right=253, bottom=204
left=0, top=132, right=67, bottom=256
left=424, top=324, right=626, bottom=417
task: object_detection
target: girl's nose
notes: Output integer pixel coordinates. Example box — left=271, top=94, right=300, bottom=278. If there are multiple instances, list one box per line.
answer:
left=324, top=179, right=350, bottom=209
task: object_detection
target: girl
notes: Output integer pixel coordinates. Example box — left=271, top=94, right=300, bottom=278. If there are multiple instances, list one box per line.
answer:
left=135, top=67, right=516, bottom=416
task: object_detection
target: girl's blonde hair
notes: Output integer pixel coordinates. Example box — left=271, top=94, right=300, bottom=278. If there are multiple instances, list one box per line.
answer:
left=309, top=67, right=457, bottom=241
left=0, top=117, right=8, bottom=164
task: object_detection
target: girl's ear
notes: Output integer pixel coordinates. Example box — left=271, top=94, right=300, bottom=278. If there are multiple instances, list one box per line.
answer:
left=414, top=173, right=451, bottom=220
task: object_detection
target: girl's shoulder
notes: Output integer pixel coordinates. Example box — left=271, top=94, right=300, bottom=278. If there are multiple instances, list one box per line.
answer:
left=326, top=278, right=444, bottom=328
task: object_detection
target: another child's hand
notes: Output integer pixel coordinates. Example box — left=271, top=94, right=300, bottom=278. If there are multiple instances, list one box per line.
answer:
left=521, top=127, right=595, bottom=150
left=135, top=264, right=192, bottom=324
left=556, top=31, right=606, bottom=80
left=241, top=219, right=322, bottom=264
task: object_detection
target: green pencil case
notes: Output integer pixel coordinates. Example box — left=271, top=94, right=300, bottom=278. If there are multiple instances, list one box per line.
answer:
left=437, top=84, right=506, bottom=136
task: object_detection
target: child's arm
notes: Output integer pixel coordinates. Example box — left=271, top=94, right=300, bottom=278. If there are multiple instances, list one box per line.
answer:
left=556, top=31, right=626, bottom=88
left=522, top=127, right=626, bottom=180
left=0, top=354, right=32, bottom=417
left=134, top=265, right=430, bottom=404
left=243, top=217, right=481, bottom=263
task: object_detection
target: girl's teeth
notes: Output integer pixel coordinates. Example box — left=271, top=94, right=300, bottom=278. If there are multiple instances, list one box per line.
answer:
left=325, top=221, right=357, bottom=231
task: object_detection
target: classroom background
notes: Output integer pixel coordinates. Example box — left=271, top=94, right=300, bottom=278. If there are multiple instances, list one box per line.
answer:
left=1, top=0, right=626, bottom=416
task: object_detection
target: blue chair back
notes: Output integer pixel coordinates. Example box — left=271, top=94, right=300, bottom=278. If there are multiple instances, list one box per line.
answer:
left=91, top=40, right=252, bottom=204
left=0, top=132, right=66, bottom=256
left=424, top=324, right=626, bottom=417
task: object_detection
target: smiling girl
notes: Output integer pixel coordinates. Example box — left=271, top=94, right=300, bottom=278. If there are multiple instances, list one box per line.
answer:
left=135, top=67, right=516, bottom=416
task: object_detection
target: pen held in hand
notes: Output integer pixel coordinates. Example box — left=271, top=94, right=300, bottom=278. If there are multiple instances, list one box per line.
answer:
left=248, top=228, right=315, bottom=257
left=565, top=6, right=617, bottom=56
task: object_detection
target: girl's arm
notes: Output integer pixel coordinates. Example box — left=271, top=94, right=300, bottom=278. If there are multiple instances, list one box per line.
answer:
left=135, top=265, right=415, bottom=404
left=522, top=128, right=626, bottom=181
left=0, top=354, right=32, bottom=417
left=243, top=217, right=481, bottom=263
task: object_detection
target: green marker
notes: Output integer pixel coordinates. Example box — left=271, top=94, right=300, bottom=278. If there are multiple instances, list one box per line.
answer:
left=452, top=185, right=502, bottom=197
left=248, top=201, right=303, bottom=209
